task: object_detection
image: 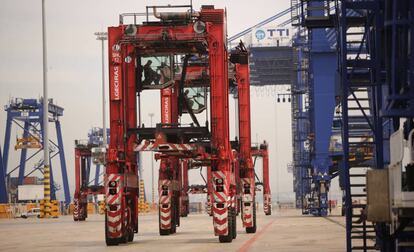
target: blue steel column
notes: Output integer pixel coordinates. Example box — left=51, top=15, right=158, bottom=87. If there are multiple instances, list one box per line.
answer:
left=292, top=32, right=312, bottom=212
left=49, top=157, right=56, bottom=200
left=86, top=157, right=91, bottom=184
left=55, top=120, right=70, bottom=204
left=308, top=2, right=337, bottom=216
left=94, top=164, right=101, bottom=186
left=0, top=146, right=7, bottom=203
left=3, top=112, right=12, bottom=175
left=17, top=121, right=30, bottom=185
left=338, top=2, right=351, bottom=250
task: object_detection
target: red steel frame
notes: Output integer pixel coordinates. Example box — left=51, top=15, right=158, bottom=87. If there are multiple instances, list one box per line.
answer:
left=252, top=142, right=272, bottom=215
left=158, top=86, right=181, bottom=235
left=180, top=159, right=189, bottom=217
left=234, top=52, right=257, bottom=233
left=106, top=27, right=139, bottom=245
left=206, top=9, right=237, bottom=242
left=73, top=145, right=105, bottom=221
left=106, top=6, right=237, bottom=244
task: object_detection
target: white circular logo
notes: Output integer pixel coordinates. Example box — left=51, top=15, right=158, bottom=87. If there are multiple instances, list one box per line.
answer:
left=255, top=30, right=266, bottom=40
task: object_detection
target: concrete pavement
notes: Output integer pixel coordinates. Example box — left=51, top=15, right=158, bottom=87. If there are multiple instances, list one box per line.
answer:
left=0, top=209, right=346, bottom=252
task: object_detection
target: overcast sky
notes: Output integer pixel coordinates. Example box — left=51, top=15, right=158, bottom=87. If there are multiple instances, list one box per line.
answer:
left=0, top=0, right=342, bottom=203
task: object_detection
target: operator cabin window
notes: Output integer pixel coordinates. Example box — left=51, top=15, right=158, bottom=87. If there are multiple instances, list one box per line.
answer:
left=183, top=87, right=206, bottom=114
left=140, top=56, right=174, bottom=87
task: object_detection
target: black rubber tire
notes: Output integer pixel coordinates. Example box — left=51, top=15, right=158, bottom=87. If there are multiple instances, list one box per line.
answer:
left=160, top=229, right=170, bottom=235
left=106, top=238, right=120, bottom=246
left=105, top=215, right=119, bottom=246
left=246, top=203, right=257, bottom=233
left=219, top=210, right=233, bottom=243
left=170, top=213, right=177, bottom=234
left=120, top=233, right=128, bottom=244
left=127, top=229, right=134, bottom=242
left=265, top=206, right=272, bottom=216
left=170, top=200, right=177, bottom=234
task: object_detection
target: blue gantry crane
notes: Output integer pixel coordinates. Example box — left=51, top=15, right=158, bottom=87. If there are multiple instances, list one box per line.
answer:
left=336, top=2, right=389, bottom=250
left=229, top=3, right=340, bottom=216
left=295, top=0, right=414, bottom=251
left=1, top=98, right=70, bottom=204
left=291, top=27, right=313, bottom=212
left=291, top=0, right=338, bottom=217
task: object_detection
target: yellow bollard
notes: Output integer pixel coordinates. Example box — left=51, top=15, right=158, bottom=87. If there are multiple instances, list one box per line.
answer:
left=41, top=165, right=51, bottom=218
left=50, top=200, right=59, bottom=218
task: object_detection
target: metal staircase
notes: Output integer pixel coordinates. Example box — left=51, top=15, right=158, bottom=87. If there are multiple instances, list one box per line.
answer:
left=337, top=1, right=384, bottom=251
left=303, top=0, right=336, bottom=28
left=291, top=0, right=300, bottom=26
left=291, top=32, right=312, bottom=211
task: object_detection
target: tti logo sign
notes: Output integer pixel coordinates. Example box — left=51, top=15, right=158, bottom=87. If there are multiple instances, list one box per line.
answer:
left=255, top=30, right=266, bottom=40
left=255, top=28, right=290, bottom=40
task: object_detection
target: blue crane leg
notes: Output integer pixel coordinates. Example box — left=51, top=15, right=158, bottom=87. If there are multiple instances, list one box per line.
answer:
left=0, top=146, right=7, bottom=203
left=55, top=121, right=70, bottom=205
left=49, top=158, right=56, bottom=200
left=310, top=26, right=337, bottom=216
left=18, top=121, right=30, bottom=185
left=95, top=164, right=100, bottom=186
left=3, top=114, right=12, bottom=175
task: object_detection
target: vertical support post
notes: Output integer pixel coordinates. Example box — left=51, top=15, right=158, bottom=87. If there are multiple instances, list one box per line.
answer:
left=17, top=121, right=30, bottom=185
left=206, top=8, right=233, bottom=239
left=41, top=0, right=51, bottom=218
left=94, top=164, right=101, bottom=186
left=3, top=113, right=12, bottom=175
left=86, top=157, right=91, bottom=183
left=373, top=3, right=386, bottom=249
left=94, top=31, right=108, bottom=149
left=305, top=0, right=337, bottom=217
left=339, top=2, right=351, bottom=251
left=234, top=50, right=256, bottom=230
left=101, top=38, right=107, bottom=148
left=149, top=112, right=154, bottom=205
left=56, top=120, right=70, bottom=205
left=182, top=160, right=189, bottom=216
left=0, top=146, right=7, bottom=203
left=49, top=157, right=56, bottom=200
left=106, top=28, right=139, bottom=242
left=206, top=165, right=213, bottom=216
left=158, top=84, right=178, bottom=233
left=74, top=148, right=81, bottom=221
left=262, top=143, right=271, bottom=215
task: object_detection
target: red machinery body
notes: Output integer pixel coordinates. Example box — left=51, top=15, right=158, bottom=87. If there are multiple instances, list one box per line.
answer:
left=180, top=159, right=190, bottom=217
left=231, top=43, right=257, bottom=233
left=106, top=5, right=237, bottom=244
left=106, top=25, right=139, bottom=245
left=158, top=86, right=182, bottom=235
left=252, top=141, right=272, bottom=215
left=73, top=144, right=105, bottom=221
